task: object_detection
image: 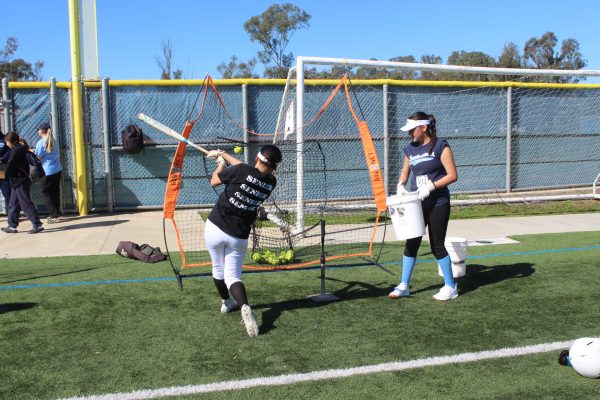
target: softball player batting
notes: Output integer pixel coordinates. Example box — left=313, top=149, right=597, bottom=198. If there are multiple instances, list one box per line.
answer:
left=205, top=144, right=283, bottom=337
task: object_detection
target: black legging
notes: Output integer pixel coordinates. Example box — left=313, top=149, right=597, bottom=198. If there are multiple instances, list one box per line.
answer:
left=0, top=178, right=10, bottom=211
left=404, top=202, right=450, bottom=260
left=41, top=171, right=62, bottom=218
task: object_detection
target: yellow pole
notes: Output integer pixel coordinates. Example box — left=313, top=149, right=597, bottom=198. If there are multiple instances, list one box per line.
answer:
left=68, top=0, right=88, bottom=215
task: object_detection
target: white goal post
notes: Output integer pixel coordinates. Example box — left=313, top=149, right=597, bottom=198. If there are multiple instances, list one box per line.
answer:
left=282, top=56, right=600, bottom=216
left=594, top=173, right=600, bottom=200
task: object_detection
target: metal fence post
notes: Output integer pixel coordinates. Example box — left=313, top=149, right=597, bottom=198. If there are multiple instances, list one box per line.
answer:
left=506, top=87, right=512, bottom=193
left=49, top=78, right=65, bottom=215
left=383, top=83, right=389, bottom=196
left=2, top=78, right=11, bottom=132
left=0, top=78, right=8, bottom=214
left=242, top=83, right=249, bottom=164
left=101, top=78, right=114, bottom=212
left=49, top=79, right=60, bottom=141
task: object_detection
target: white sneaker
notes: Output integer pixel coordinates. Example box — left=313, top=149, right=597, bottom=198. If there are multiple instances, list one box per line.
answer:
left=241, top=305, right=259, bottom=337
left=220, top=298, right=238, bottom=314
left=433, top=284, right=459, bottom=301
left=389, top=283, right=410, bottom=298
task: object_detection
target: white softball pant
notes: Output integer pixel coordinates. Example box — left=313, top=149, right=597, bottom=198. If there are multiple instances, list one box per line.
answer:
left=204, top=219, right=248, bottom=288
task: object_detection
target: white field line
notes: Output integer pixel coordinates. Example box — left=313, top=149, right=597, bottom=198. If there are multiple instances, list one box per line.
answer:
left=58, top=340, right=573, bottom=400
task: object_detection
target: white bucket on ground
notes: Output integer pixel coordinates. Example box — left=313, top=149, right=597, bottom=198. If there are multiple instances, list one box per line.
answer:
left=438, top=236, right=468, bottom=278
left=386, top=193, right=425, bottom=240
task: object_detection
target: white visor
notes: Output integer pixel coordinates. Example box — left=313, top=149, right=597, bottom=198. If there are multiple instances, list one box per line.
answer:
left=257, top=151, right=269, bottom=163
left=400, top=119, right=430, bottom=132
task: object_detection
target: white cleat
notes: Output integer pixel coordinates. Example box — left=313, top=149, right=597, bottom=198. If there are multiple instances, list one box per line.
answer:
left=220, top=298, right=238, bottom=314
left=433, top=284, right=459, bottom=301
left=241, top=304, right=259, bottom=337
left=389, top=283, right=410, bottom=298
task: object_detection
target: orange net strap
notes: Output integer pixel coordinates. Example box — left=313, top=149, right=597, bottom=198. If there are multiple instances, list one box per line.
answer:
left=342, top=77, right=387, bottom=212
left=189, top=76, right=227, bottom=124
left=163, top=119, right=195, bottom=219
left=163, top=75, right=226, bottom=221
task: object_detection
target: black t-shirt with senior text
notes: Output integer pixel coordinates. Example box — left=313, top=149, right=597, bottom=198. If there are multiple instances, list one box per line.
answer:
left=207, top=163, right=277, bottom=239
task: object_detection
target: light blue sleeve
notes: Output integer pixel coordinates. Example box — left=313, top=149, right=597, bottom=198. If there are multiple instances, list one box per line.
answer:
left=35, top=139, right=46, bottom=159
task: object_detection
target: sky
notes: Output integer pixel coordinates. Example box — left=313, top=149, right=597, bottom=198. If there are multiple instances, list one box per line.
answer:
left=3, top=0, right=600, bottom=81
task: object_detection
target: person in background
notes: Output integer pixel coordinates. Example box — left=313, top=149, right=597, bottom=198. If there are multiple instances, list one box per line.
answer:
left=0, top=130, right=11, bottom=213
left=205, top=144, right=282, bottom=337
left=389, top=111, right=459, bottom=301
left=34, top=122, right=63, bottom=223
left=1, top=131, right=43, bottom=234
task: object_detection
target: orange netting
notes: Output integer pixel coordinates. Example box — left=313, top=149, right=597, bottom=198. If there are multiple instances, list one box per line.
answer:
left=163, top=74, right=388, bottom=274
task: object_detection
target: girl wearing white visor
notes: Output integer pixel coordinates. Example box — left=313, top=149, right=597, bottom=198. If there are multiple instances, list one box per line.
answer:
left=205, top=144, right=283, bottom=336
left=389, top=111, right=459, bottom=301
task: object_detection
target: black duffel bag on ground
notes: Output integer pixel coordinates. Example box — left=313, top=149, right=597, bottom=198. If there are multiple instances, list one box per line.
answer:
left=116, top=241, right=167, bottom=263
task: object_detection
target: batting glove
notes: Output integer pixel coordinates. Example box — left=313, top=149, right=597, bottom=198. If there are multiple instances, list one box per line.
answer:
left=207, top=150, right=224, bottom=160
left=396, top=182, right=409, bottom=195
left=417, top=180, right=436, bottom=201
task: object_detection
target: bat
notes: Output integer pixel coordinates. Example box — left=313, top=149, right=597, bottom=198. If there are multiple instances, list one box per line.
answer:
left=137, top=113, right=210, bottom=155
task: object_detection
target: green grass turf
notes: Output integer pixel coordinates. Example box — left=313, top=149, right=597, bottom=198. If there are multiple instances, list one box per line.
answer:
left=1, top=231, right=599, bottom=399
left=451, top=199, right=600, bottom=219
left=205, top=200, right=600, bottom=225
left=180, top=352, right=600, bottom=400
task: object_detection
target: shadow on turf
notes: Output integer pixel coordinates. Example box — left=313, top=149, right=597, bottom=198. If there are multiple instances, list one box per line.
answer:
left=0, top=267, right=100, bottom=285
left=42, top=219, right=129, bottom=232
left=453, top=262, right=535, bottom=296
left=254, top=263, right=535, bottom=334
left=409, top=262, right=535, bottom=296
left=0, top=302, right=37, bottom=314
left=253, top=278, right=391, bottom=335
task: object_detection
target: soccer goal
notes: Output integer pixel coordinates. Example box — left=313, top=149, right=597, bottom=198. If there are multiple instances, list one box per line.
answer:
left=279, top=56, right=600, bottom=209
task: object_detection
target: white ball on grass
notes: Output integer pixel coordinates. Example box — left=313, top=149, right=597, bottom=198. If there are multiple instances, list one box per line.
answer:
left=569, top=337, right=600, bottom=379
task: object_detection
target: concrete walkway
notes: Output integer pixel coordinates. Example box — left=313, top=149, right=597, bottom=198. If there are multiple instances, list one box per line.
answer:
left=0, top=211, right=599, bottom=260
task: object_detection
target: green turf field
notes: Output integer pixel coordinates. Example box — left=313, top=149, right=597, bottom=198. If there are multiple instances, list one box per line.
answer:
left=1, top=231, right=599, bottom=399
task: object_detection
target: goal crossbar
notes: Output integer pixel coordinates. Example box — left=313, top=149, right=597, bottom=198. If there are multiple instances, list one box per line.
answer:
left=296, top=56, right=600, bottom=78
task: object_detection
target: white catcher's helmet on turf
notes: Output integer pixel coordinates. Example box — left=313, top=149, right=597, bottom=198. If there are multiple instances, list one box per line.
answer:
left=568, top=337, right=600, bottom=378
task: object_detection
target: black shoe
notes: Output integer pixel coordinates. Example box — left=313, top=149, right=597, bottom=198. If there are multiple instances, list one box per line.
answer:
left=1, top=226, right=18, bottom=233
left=28, top=225, right=44, bottom=234
left=558, top=350, right=570, bottom=366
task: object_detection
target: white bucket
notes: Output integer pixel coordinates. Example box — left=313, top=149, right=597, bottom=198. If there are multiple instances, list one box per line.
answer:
left=386, top=193, right=425, bottom=240
left=438, top=237, right=468, bottom=278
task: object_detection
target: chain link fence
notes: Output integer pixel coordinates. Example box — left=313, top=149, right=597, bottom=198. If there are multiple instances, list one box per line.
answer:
left=2, top=78, right=599, bottom=215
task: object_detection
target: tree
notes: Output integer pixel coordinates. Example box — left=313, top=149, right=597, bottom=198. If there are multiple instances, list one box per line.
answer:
left=0, top=37, right=18, bottom=63
left=496, top=42, right=522, bottom=81
left=217, top=55, right=259, bottom=79
left=32, top=60, right=44, bottom=81
left=354, top=58, right=388, bottom=79
left=388, top=55, right=417, bottom=80
left=306, top=65, right=349, bottom=79
left=447, top=50, right=497, bottom=81
left=172, top=69, right=183, bottom=80
left=497, top=42, right=522, bottom=69
left=523, top=32, right=586, bottom=82
left=355, top=55, right=417, bottom=80
left=243, top=3, right=311, bottom=78
left=155, top=39, right=183, bottom=80
left=0, top=37, right=44, bottom=81
left=523, top=32, right=557, bottom=69
left=419, top=54, right=443, bottom=81
left=448, top=50, right=497, bottom=68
